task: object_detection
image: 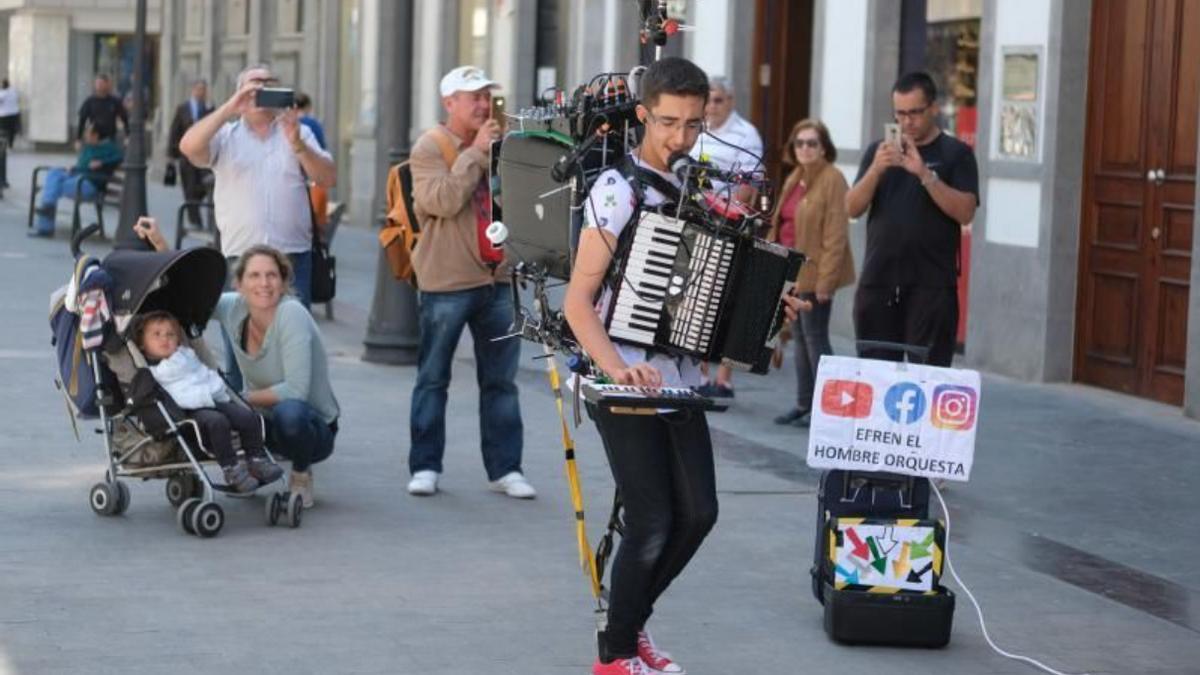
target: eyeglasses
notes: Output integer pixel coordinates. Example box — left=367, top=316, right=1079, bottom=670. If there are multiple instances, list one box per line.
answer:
left=793, top=138, right=821, bottom=149
left=644, top=111, right=705, bottom=134
left=894, top=105, right=929, bottom=120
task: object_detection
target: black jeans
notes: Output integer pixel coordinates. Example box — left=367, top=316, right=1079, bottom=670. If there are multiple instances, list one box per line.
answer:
left=853, top=286, right=959, bottom=367
left=589, top=404, right=719, bottom=660
left=794, top=292, right=834, bottom=412
left=190, top=401, right=263, bottom=467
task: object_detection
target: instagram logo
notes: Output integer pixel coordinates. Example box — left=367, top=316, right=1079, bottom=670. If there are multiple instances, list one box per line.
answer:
left=931, top=385, right=978, bottom=430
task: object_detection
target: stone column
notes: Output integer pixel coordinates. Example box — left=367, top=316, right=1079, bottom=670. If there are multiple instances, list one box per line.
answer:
left=362, top=0, right=420, bottom=365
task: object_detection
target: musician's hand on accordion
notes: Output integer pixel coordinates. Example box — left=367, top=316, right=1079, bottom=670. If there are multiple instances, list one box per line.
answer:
left=781, top=292, right=813, bottom=323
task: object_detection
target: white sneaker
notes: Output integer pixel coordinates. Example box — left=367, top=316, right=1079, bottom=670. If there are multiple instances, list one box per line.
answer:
left=489, top=471, right=537, bottom=499
left=407, top=470, right=440, bottom=496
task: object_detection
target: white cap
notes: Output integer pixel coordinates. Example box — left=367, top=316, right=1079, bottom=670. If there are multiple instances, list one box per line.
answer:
left=439, top=66, right=499, bottom=97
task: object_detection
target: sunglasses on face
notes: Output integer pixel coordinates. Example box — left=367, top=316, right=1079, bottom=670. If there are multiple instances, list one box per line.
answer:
left=793, top=138, right=821, bottom=149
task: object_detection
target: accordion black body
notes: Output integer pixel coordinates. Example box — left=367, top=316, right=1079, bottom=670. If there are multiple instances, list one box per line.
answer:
left=604, top=210, right=804, bottom=374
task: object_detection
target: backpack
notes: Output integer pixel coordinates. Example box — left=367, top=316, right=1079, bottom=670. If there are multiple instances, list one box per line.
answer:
left=50, top=257, right=116, bottom=418
left=380, top=128, right=459, bottom=286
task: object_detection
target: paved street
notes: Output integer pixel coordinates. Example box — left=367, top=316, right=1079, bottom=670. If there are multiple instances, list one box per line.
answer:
left=1, top=150, right=1197, bottom=674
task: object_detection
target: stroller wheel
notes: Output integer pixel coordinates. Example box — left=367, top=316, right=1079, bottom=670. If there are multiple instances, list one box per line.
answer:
left=89, top=482, right=119, bottom=516
left=165, top=474, right=195, bottom=507
left=191, top=502, right=225, bottom=538
left=265, top=492, right=283, bottom=526
left=177, top=498, right=201, bottom=535
left=112, top=481, right=131, bottom=516
left=285, top=492, right=303, bottom=529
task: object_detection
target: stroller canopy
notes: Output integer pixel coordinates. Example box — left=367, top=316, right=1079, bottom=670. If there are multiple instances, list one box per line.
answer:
left=103, top=247, right=227, bottom=337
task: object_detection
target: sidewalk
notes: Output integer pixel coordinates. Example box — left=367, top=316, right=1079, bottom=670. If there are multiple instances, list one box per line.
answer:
left=0, top=149, right=1196, bottom=674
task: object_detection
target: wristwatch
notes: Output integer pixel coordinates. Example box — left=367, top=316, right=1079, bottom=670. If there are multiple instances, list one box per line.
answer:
left=921, top=170, right=939, bottom=188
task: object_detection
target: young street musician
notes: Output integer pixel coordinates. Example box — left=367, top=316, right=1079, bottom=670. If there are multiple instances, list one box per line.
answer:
left=563, top=57, right=808, bottom=675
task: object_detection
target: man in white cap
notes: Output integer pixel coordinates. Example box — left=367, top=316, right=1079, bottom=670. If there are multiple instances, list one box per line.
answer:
left=405, top=65, right=534, bottom=500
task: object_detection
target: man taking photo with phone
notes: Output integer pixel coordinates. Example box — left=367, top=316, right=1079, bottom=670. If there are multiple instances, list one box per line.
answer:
left=179, top=63, right=336, bottom=308
left=845, top=71, right=979, bottom=367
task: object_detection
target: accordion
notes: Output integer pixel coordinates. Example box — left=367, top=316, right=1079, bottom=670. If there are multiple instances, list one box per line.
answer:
left=604, top=210, right=805, bottom=374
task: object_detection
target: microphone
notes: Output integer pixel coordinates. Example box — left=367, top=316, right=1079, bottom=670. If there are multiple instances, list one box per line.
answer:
left=668, top=151, right=730, bottom=183
left=486, top=221, right=508, bottom=246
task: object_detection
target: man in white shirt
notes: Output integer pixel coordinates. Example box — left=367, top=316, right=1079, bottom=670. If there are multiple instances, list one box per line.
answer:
left=179, top=63, right=336, bottom=308
left=689, top=76, right=764, bottom=399
left=689, top=76, right=764, bottom=180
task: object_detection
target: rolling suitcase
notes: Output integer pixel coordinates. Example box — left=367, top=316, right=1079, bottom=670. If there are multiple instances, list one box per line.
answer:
left=810, top=469, right=930, bottom=604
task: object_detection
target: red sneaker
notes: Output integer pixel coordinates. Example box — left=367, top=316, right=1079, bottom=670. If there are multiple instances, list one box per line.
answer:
left=592, top=657, right=649, bottom=675
left=637, top=631, right=685, bottom=674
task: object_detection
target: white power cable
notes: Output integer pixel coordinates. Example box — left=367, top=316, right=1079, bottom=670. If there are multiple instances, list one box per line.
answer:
left=931, top=481, right=1091, bottom=675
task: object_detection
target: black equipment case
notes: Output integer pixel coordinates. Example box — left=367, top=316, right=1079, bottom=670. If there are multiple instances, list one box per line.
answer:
left=811, top=470, right=955, bottom=647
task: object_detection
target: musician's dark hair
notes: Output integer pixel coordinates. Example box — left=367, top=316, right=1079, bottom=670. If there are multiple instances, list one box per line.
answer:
left=893, top=71, right=937, bottom=105
left=639, top=57, right=710, bottom=109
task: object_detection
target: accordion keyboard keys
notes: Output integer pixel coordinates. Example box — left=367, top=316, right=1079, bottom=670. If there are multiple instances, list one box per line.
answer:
left=609, top=212, right=686, bottom=346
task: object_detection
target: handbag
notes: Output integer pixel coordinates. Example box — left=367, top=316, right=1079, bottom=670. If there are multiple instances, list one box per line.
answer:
left=301, top=170, right=336, bottom=304
left=163, top=161, right=177, bottom=187
left=309, top=194, right=336, bottom=305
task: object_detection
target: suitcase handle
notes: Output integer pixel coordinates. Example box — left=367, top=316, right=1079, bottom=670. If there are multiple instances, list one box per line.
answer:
left=840, top=471, right=917, bottom=510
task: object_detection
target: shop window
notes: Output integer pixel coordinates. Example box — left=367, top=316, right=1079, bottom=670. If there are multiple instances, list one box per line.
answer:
left=94, top=33, right=160, bottom=115
left=459, top=0, right=490, bottom=69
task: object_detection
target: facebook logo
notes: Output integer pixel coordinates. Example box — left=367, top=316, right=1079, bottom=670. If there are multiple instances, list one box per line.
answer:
left=884, top=382, right=927, bottom=424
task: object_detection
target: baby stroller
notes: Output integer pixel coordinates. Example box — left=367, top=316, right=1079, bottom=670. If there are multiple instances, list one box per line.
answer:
left=51, top=224, right=302, bottom=538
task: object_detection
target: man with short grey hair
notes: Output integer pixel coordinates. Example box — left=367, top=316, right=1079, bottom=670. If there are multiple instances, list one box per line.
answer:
left=179, top=63, right=336, bottom=307
left=689, top=75, right=764, bottom=399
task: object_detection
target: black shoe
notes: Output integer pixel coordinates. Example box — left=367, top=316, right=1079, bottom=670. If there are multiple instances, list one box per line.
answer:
left=774, top=408, right=808, bottom=425
left=246, top=455, right=284, bottom=485
left=791, top=411, right=812, bottom=428
left=696, top=383, right=735, bottom=398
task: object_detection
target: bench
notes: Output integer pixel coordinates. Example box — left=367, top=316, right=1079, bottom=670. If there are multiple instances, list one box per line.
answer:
left=28, top=165, right=124, bottom=239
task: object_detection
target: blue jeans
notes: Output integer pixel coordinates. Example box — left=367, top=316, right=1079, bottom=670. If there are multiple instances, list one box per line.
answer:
left=287, top=251, right=312, bottom=309
left=36, top=169, right=97, bottom=233
left=264, top=399, right=336, bottom=472
left=409, top=284, right=523, bottom=480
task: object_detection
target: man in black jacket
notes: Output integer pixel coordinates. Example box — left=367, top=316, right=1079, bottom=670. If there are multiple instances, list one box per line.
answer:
left=76, top=74, right=127, bottom=144
left=168, top=80, right=214, bottom=227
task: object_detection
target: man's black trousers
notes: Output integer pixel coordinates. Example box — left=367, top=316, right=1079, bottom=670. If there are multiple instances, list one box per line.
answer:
left=853, top=286, right=959, bottom=367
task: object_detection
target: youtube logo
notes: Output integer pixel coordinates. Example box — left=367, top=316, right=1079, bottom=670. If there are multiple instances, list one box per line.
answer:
left=821, top=380, right=874, bottom=418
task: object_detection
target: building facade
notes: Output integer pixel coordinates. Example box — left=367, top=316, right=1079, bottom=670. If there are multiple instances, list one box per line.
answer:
left=0, top=0, right=164, bottom=145
left=22, top=0, right=1195, bottom=418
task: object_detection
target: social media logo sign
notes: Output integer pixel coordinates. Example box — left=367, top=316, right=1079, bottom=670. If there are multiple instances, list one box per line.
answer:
left=931, top=385, right=978, bottom=430
left=884, top=383, right=926, bottom=424
left=821, top=380, right=874, bottom=418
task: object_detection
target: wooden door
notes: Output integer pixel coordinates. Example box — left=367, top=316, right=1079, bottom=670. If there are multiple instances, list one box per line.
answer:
left=750, top=0, right=814, bottom=185
left=1076, top=0, right=1197, bottom=405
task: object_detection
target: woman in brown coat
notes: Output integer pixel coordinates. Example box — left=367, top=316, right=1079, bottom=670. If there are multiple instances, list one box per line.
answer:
left=767, top=119, right=856, bottom=427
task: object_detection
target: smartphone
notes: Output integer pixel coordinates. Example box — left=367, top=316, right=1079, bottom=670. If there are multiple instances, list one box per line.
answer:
left=491, top=95, right=507, bottom=131
left=884, top=122, right=902, bottom=151
left=256, top=87, right=295, bottom=109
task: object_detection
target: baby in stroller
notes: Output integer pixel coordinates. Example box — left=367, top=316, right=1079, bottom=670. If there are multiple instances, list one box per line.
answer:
left=133, top=310, right=283, bottom=492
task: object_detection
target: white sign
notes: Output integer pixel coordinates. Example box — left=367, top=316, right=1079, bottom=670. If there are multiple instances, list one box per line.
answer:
left=805, top=356, right=981, bottom=482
